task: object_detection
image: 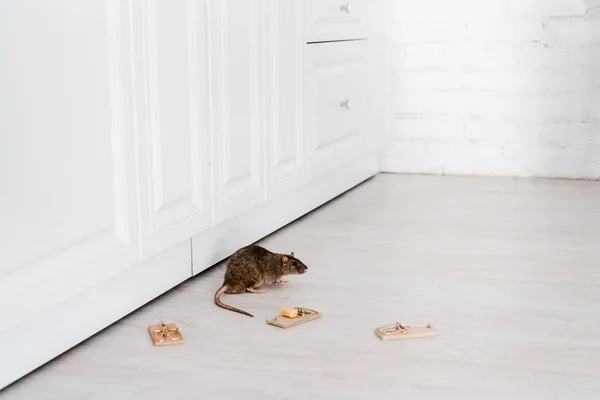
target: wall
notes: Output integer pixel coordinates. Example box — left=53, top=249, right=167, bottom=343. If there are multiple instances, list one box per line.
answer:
left=381, top=0, right=600, bottom=179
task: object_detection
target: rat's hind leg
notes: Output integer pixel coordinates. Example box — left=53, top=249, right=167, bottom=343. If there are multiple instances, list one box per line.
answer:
left=247, top=287, right=267, bottom=294
left=224, top=284, right=246, bottom=294
left=246, top=274, right=265, bottom=293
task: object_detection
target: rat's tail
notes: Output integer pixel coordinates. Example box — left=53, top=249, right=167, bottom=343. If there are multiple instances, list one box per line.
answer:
left=214, top=285, right=254, bottom=317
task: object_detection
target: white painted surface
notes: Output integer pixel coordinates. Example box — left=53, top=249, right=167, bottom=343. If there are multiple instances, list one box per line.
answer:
left=0, top=0, right=388, bottom=388
left=0, top=0, right=141, bottom=334
left=265, top=0, right=306, bottom=201
left=304, top=0, right=369, bottom=42
left=210, top=0, right=266, bottom=225
left=4, top=174, right=600, bottom=399
left=192, top=153, right=378, bottom=275
left=304, top=40, right=371, bottom=179
left=366, top=1, right=394, bottom=146
left=134, top=0, right=213, bottom=258
left=381, top=0, right=600, bottom=179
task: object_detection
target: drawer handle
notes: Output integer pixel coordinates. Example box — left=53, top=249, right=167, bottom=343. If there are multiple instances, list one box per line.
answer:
left=340, top=2, right=350, bottom=14
left=340, top=99, right=350, bottom=110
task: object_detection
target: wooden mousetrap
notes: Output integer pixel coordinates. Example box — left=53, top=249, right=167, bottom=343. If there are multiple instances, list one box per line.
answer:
left=266, top=307, right=321, bottom=329
left=374, top=322, right=438, bottom=341
left=148, top=322, right=184, bottom=346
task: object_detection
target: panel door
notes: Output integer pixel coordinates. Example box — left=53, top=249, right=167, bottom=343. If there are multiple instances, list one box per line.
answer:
left=0, top=0, right=140, bottom=332
left=304, top=40, right=371, bottom=179
left=133, top=0, right=213, bottom=258
left=265, top=0, right=306, bottom=200
left=210, top=0, right=266, bottom=224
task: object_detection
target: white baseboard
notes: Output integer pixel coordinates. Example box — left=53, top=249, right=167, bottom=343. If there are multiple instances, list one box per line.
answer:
left=0, top=153, right=378, bottom=390
left=379, top=141, right=600, bottom=180
left=192, top=153, right=379, bottom=274
left=0, top=241, right=191, bottom=390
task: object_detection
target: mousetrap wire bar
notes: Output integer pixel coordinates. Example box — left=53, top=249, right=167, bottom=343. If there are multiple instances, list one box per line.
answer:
left=374, top=322, right=438, bottom=341
left=266, top=308, right=321, bottom=329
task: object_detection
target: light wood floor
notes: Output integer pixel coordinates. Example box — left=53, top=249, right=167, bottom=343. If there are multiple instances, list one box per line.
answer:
left=4, top=174, right=600, bottom=399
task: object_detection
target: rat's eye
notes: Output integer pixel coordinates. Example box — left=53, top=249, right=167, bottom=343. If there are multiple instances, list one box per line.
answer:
left=292, top=260, right=297, bottom=266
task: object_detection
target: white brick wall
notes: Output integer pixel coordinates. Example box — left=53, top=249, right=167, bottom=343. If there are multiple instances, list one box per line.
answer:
left=381, top=0, right=600, bottom=179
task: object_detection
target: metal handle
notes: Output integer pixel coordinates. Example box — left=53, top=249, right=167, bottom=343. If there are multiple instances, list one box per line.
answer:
left=340, top=2, right=350, bottom=14
left=340, top=99, right=350, bottom=110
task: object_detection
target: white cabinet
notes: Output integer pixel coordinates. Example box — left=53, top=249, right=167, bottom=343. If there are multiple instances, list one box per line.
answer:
left=210, top=0, right=266, bottom=225
left=133, top=0, right=213, bottom=257
left=0, top=0, right=140, bottom=334
left=265, top=0, right=306, bottom=200
left=0, top=0, right=390, bottom=389
left=303, top=0, right=377, bottom=180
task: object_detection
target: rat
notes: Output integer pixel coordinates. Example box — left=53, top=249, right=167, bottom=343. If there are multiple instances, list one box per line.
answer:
left=214, top=244, right=308, bottom=317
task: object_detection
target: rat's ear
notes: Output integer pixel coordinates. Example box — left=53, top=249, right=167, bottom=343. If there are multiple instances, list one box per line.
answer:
left=282, top=256, right=289, bottom=264
left=291, top=251, right=294, bottom=257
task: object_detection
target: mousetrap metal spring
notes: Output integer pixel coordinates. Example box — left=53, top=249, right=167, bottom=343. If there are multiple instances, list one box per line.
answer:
left=380, top=322, right=431, bottom=335
left=158, top=321, right=180, bottom=338
left=374, top=321, right=437, bottom=341
left=148, top=321, right=184, bottom=346
left=295, top=307, right=316, bottom=317
left=274, top=307, right=317, bottom=321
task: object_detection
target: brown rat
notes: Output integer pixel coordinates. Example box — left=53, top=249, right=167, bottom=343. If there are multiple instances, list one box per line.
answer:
left=214, top=244, right=308, bottom=317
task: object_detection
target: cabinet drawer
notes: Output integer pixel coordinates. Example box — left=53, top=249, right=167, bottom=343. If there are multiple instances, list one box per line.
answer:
left=304, top=0, right=368, bottom=42
left=304, top=41, right=370, bottom=178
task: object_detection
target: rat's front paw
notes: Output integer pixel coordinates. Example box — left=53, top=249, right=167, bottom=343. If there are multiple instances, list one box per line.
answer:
left=275, top=280, right=289, bottom=286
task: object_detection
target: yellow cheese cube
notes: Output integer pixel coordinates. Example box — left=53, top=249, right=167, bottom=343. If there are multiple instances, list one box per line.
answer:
left=279, top=307, right=299, bottom=318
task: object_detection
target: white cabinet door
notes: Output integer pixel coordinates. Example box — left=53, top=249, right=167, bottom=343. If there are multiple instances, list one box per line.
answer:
left=0, top=1, right=140, bottom=332
left=304, top=40, right=371, bottom=179
left=265, top=0, right=306, bottom=200
left=210, top=0, right=265, bottom=224
left=133, top=0, right=212, bottom=258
